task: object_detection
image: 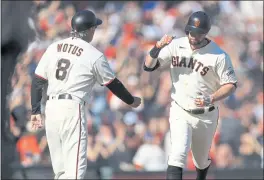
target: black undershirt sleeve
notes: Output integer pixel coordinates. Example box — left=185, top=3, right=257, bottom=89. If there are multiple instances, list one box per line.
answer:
left=143, top=60, right=160, bottom=72
left=106, top=78, right=134, bottom=105
left=31, top=75, right=47, bottom=115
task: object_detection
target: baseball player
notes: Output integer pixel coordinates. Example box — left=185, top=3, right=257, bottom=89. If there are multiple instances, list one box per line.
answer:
left=144, top=11, right=238, bottom=180
left=30, top=10, right=141, bottom=179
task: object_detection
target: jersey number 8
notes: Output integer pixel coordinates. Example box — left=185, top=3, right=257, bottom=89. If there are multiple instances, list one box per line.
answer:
left=56, top=58, right=71, bottom=80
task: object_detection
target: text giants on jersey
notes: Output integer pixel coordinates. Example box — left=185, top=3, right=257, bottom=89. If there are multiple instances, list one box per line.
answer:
left=171, top=56, right=209, bottom=76
left=57, top=43, right=83, bottom=56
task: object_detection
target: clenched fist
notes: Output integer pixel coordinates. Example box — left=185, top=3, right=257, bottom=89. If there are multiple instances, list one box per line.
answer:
left=156, top=34, right=175, bottom=48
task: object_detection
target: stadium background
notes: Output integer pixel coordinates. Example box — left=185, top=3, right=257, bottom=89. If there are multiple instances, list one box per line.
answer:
left=2, top=1, right=263, bottom=179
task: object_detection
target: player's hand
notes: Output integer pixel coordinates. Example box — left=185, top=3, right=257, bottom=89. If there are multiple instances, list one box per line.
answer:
left=130, top=96, right=142, bottom=108
left=156, top=34, right=174, bottom=48
left=31, top=114, right=44, bottom=130
left=194, top=93, right=213, bottom=107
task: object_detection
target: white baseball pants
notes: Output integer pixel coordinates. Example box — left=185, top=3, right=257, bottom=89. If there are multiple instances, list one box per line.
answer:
left=168, top=101, right=218, bottom=169
left=45, top=99, right=87, bottom=179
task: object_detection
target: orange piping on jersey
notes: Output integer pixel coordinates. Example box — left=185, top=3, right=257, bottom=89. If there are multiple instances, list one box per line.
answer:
left=35, top=74, right=47, bottom=81
left=103, top=78, right=115, bottom=86
left=76, top=104, right=82, bottom=179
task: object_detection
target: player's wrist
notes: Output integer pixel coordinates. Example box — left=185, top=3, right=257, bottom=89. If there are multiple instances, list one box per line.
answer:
left=210, top=94, right=215, bottom=104
left=149, top=44, right=162, bottom=58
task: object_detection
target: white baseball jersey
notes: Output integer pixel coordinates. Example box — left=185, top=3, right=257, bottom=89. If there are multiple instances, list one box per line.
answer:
left=35, top=37, right=116, bottom=103
left=158, top=36, right=237, bottom=109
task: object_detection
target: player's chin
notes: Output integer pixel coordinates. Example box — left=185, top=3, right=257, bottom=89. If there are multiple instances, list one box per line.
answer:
left=189, top=40, right=199, bottom=45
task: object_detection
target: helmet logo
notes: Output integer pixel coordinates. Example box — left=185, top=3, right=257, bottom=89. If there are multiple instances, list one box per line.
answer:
left=194, top=18, right=200, bottom=27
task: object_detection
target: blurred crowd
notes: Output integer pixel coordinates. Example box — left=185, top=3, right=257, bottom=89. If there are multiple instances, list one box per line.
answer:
left=8, top=0, right=263, bottom=174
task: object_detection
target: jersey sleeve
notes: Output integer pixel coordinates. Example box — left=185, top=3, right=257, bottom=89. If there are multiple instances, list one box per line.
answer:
left=216, top=54, right=238, bottom=86
left=35, top=47, right=51, bottom=80
left=157, top=41, right=175, bottom=67
left=92, top=55, right=116, bottom=86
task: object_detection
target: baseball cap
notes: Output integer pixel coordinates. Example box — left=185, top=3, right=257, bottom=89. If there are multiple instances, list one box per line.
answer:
left=123, top=111, right=138, bottom=126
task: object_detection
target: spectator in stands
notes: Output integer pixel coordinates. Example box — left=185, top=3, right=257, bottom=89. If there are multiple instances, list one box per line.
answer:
left=218, top=103, right=246, bottom=156
left=16, top=121, right=41, bottom=167
left=36, top=128, right=49, bottom=165
left=214, top=144, right=238, bottom=169
left=133, top=134, right=166, bottom=171
left=239, top=133, right=262, bottom=168
left=121, top=112, right=142, bottom=165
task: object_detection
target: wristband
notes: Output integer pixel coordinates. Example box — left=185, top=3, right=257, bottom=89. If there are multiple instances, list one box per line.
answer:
left=149, top=45, right=162, bottom=59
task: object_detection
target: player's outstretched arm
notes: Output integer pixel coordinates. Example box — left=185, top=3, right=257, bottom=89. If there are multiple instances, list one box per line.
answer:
left=31, top=75, right=47, bottom=115
left=93, top=55, right=141, bottom=108
left=210, top=83, right=237, bottom=103
left=106, top=78, right=141, bottom=108
left=144, top=34, right=174, bottom=72
left=195, top=83, right=237, bottom=107
left=30, top=75, right=47, bottom=129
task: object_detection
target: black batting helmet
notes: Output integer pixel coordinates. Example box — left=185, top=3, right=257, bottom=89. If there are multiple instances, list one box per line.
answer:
left=185, top=11, right=211, bottom=35
left=71, top=10, right=102, bottom=32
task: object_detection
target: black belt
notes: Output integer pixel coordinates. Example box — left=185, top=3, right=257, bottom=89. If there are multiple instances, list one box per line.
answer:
left=47, top=94, right=73, bottom=100
left=175, top=101, right=215, bottom=115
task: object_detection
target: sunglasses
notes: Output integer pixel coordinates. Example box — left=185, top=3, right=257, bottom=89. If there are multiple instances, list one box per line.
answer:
left=189, top=32, right=204, bottom=37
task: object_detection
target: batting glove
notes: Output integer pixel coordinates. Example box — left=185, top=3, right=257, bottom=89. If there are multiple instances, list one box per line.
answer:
left=194, top=94, right=214, bottom=107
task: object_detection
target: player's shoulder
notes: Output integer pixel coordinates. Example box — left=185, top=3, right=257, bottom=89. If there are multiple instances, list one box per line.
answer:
left=209, top=40, right=231, bottom=60
left=58, top=37, right=103, bottom=59
left=208, top=40, right=225, bottom=54
left=87, top=44, right=104, bottom=65
left=86, top=43, right=103, bottom=57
